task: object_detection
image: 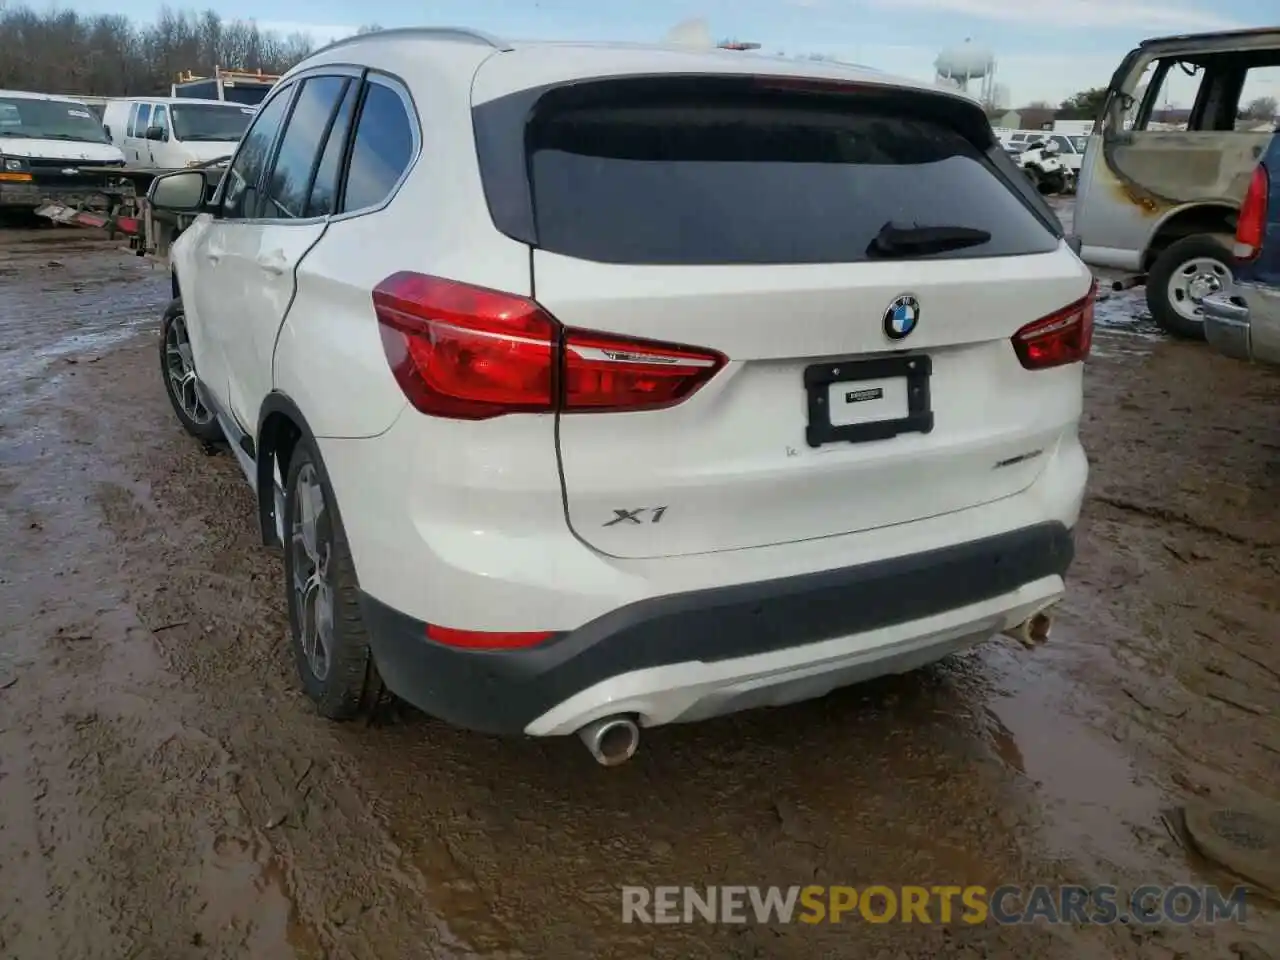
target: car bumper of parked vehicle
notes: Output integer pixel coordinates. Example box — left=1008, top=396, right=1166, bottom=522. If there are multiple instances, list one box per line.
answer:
left=0, top=180, right=127, bottom=209
left=1202, top=281, right=1280, bottom=366
left=360, top=522, right=1074, bottom=737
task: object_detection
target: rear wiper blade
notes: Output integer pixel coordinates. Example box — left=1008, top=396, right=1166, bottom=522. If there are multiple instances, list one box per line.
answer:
left=868, top=221, right=992, bottom=258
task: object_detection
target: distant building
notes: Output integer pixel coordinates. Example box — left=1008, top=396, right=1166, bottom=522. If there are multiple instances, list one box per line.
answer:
left=1150, top=107, right=1193, bottom=126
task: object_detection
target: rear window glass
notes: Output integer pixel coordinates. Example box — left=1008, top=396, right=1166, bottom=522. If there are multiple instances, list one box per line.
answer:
left=528, top=103, right=1057, bottom=265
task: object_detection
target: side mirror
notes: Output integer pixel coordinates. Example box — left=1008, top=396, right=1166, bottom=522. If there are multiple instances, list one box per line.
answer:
left=103, top=124, right=112, bottom=139
left=145, top=125, right=167, bottom=142
left=148, top=169, right=206, bottom=213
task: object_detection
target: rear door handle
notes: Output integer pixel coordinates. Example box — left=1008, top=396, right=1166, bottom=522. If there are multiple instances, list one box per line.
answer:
left=257, top=251, right=288, bottom=276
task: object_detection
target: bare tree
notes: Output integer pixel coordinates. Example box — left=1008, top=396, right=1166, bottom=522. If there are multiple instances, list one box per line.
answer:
left=1242, top=95, right=1278, bottom=122
left=0, top=2, right=314, bottom=95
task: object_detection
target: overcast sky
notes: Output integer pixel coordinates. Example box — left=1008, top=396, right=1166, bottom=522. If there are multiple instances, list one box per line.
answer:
left=58, top=0, right=1273, bottom=107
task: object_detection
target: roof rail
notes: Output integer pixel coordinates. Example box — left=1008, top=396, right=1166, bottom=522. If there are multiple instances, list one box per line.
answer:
left=310, top=26, right=513, bottom=58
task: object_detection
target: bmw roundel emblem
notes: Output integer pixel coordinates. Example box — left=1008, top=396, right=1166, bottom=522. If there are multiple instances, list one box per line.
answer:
left=883, top=294, right=920, bottom=341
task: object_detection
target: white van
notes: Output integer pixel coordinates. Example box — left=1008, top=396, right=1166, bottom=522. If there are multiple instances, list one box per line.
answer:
left=102, top=97, right=253, bottom=168
left=0, top=89, right=127, bottom=209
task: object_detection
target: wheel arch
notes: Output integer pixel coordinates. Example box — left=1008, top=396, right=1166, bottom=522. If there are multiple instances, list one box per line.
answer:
left=256, top=392, right=319, bottom=548
left=1142, top=202, right=1238, bottom=272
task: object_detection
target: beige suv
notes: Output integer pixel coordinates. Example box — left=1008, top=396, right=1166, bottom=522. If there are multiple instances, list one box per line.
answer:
left=1073, top=27, right=1279, bottom=339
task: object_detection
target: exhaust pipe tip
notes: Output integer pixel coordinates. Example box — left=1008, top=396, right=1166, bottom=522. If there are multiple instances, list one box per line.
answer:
left=1026, top=610, right=1053, bottom=643
left=578, top=715, right=640, bottom=767
left=1003, top=604, right=1056, bottom=648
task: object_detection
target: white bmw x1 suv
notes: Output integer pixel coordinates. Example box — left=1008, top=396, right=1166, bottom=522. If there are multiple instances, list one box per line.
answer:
left=148, top=27, right=1092, bottom=764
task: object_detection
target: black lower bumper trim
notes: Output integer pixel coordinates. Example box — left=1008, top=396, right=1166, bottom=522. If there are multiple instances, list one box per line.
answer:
left=361, top=521, right=1074, bottom=735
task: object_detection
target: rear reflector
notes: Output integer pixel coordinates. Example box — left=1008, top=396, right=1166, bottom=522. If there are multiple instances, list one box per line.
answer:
left=562, top=329, right=725, bottom=411
left=1234, top=163, right=1269, bottom=260
left=372, top=272, right=725, bottom=419
left=1011, top=282, right=1096, bottom=370
left=425, top=624, right=556, bottom=649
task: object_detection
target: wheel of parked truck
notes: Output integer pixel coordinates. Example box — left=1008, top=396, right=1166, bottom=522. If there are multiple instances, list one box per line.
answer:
left=283, top=434, right=385, bottom=720
left=160, top=298, right=223, bottom=443
left=1146, top=234, right=1233, bottom=340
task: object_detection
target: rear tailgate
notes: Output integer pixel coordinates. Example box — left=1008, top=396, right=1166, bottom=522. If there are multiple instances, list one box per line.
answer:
left=472, top=61, right=1092, bottom=560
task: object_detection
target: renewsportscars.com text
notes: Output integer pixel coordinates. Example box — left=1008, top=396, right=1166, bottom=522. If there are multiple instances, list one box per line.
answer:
left=621, top=884, right=1248, bottom=925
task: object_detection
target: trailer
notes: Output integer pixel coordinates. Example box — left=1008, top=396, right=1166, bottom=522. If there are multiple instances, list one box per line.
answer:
left=171, top=67, right=279, bottom=106
left=33, top=160, right=226, bottom=263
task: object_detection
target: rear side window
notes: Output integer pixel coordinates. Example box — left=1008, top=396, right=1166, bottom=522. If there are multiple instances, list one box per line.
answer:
left=340, top=81, right=414, bottom=213
left=526, top=101, right=1059, bottom=264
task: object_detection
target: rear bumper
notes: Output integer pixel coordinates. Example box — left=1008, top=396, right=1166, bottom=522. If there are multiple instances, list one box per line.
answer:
left=1202, top=281, right=1280, bottom=366
left=362, top=521, right=1074, bottom=736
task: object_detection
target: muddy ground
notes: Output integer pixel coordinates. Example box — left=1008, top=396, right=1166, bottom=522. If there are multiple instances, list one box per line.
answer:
left=0, top=211, right=1277, bottom=960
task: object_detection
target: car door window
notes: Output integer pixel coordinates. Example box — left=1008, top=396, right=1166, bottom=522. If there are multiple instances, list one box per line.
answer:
left=130, top=104, right=151, bottom=137
left=1050, top=135, right=1071, bottom=153
left=152, top=104, right=168, bottom=138
left=260, top=76, right=350, bottom=220
left=1238, top=64, right=1280, bottom=130
left=220, top=84, right=294, bottom=221
left=305, top=81, right=360, bottom=217
left=339, top=80, right=415, bottom=214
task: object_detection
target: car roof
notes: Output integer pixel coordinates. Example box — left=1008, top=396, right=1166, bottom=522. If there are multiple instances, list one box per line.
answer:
left=1140, top=26, right=1280, bottom=47
left=295, top=27, right=975, bottom=107
left=107, top=96, right=235, bottom=107
left=0, top=89, right=94, bottom=104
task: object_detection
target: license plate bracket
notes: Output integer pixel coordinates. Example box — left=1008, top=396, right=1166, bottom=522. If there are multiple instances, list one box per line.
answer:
left=804, top=354, right=933, bottom=448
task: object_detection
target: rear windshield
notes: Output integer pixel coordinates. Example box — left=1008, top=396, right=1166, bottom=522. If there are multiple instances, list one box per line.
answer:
left=172, top=103, right=253, bottom=142
left=526, top=101, right=1059, bottom=265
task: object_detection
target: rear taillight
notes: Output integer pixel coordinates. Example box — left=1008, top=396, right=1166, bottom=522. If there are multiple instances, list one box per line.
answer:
left=1235, top=163, right=1269, bottom=260
left=1011, top=282, right=1096, bottom=370
left=425, top=623, right=556, bottom=649
left=372, top=272, right=725, bottom=420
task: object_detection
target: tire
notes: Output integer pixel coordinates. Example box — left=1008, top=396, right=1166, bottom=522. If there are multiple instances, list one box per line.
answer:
left=282, top=435, right=384, bottom=720
left=1024, top=167, right=1043, bottom=193
left=160, top=298, right=223, bottom=443
left=1145, top=234, right=1233, bottom=340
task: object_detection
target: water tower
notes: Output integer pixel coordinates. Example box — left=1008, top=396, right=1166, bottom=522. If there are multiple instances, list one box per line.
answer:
left=935, top=39, right=997, bottom=107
